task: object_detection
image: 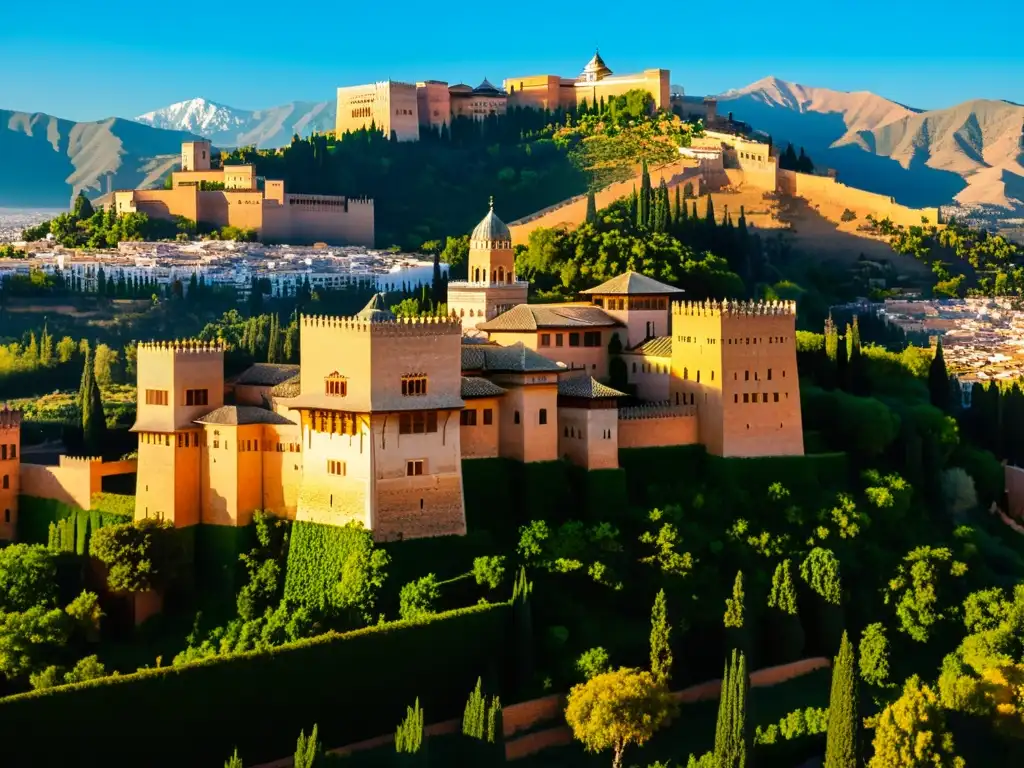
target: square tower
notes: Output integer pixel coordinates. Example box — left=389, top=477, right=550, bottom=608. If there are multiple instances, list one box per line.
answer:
left=670, top=300, right=803, bottom=457
left=448, top=200, right=528, bottom=331
left=182, top=140, right=212, bottom=171
left=0, top=407, right=21, bottom=541
left=290, top=296, right=467, bottom=541
left=580, top=271, right=682, bottom=348
left=132, top=340, right=225, bottom=526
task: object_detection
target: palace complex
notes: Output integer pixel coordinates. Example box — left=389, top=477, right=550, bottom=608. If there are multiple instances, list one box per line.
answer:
left=335, top=52, right=670, bottom=141
left=113, top=141, right=375, bottom=246
left=0, top=202, right=803, bottom=544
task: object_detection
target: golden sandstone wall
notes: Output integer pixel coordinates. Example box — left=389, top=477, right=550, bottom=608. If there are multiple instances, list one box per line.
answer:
left=460, top=397, right=501, bottom=459
left=617, top=405, right=699, bottom=449
left=0, top=413, right=19, bottom=540
left=20, top=458, right=137, bottom=511
left=556, top=406, right=619, bottom=469
left=775, top=169, right=940, bottom=227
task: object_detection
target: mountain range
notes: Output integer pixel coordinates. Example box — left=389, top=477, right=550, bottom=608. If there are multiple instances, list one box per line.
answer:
left=2, top=79, right=1022, bottom=220
left=717, top=76, right=1024, bottom=215
left=134, top=97, right=335, bottom=149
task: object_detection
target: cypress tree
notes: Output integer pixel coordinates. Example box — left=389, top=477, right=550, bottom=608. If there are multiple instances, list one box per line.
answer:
left=929, top=338, right=950, bottom=412
left=672, top=184, right=681, bottom=226
left=585, top=189, right=598, bottom=225
left=267, top=314, right=281, bottom=364
left=224, top=749, right=243, bottom=768
left=293, top=725, right=321, bottom=768
left=692, top=201, right=698, bottom=221
left=705, top=194, right=715, bottom=225
left=724, top=570, right=745, bottom=629
left=650, top=588, right=672, bottom=687
left=824, top=632, right=858, bottom=768
left=640, top=159, right=652, bottom=228
left=767, top=559, right=805, bottom=662
left=713, top=649, right=749, bottom=768
left=512, top=567, right=534, bottom=697
left=462, top=677, right=503, bottom=760
left=80, top=345, right=107, bottom=456
left=395, top=698, right=425, bottom=758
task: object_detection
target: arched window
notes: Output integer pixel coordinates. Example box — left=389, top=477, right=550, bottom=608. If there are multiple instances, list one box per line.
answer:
left=498, top=266, right=505, bottom=282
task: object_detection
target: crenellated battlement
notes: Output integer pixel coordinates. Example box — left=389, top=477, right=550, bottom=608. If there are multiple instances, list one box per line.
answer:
left=137, top=340, right=226, bottom=355
left=0, top=406, right=22, bottom=430
left=301, top=314, right=463, bottom=337
left=58, top=455, right=102, bottom=466
left=671, top=299, right=797, bottom=318
left=619, top=402, right=697, bottom=421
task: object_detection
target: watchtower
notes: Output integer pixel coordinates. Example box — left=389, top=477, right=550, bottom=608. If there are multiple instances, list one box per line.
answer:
left=290, top=296, right=467, bottom=541
left=182, top=140, right=212, bottom=172
left=670, top=300, right=803, bottom=457
left=0, top=406, right=22, bottom=540
left=131, top=340, right=225, bottom=526
left=448, top=199, right=529, bottom=331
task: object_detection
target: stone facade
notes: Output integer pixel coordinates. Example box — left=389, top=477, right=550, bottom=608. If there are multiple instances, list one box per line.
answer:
left=0, top=407, right=21, bottom=540
left=336, top=81, right=420, bottom=141
left=114, top=141, right=374, bottom=247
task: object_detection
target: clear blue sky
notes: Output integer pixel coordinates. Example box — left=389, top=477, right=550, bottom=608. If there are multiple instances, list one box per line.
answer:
left=2, top=0, right=1021, bottom=121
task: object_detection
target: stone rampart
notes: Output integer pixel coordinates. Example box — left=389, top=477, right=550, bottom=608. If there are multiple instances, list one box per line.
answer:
left=776, top=169, right=940, bottom=227
left=20, top=457, right=137, bottom=510
left=618, top=403, right=699, bottom=449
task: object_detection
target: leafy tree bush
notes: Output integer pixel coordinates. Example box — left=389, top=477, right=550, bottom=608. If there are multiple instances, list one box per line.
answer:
left=868, top=676, right=964, bottom=767
left=399, top=575, right=441, bottom=621
left=649, top=588, right=672, bottom=686
left=89, top=518, right=182, bottom=592
left=395, top=698, right=425, bottom=756
left=858, top=623, right=892, bottom=689
left=294, top=725, right=322, bottom=768
left=472, top=555, right=506, bottom=590
left=565, top=667, right=674, bottom=768
left=224, top=749, right=243, bottom=768
left=884, top=546, right=967, bottom=643
left=0, top=544, right=58, bottom=613
left=577, top=647, right=612, bottom=681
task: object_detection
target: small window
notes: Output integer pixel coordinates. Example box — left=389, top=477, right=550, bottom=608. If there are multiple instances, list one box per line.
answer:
left=774, top=392, right=780, bottom=403
left=743, top=394, right=749, bottom=403
left=555, top=334, right=564, bottom=347
left=0, top=446, right=5, bottom=460
left=734, top=394, right=738, bottom=403
left=483, top=409, right=493, bottom=425
left=514, top=411, right=521, bottom=425
left=328, top=460, right=346, bottom=476
left=763, top=393, right=769, bottom=403
left=401, top=376, right=428, bottom=396
left=146, top=389, right=168, bottom=406
left=406, top=460, right=424, bottom=476
left=399, top=412, right=438, bottom=434
left=8, top=445, right=14, bottom=460
left=185, top=389, right=209, bottom=407
left=568, top=333, right=581, bottom=347
left=460, top=409, right=477, bottom=426
left=539, top=408, right=548, bottom=425
left=1, top=475, right=7, bottom=490
left=745, top=371, right=750, bottom=381
left=326, top=375, right=348, bottom=397
left=583, top=331, right=601, bottom=347
left=3, top=509, right=8, bottom=524
left=539, top=333, right=551, bottom=347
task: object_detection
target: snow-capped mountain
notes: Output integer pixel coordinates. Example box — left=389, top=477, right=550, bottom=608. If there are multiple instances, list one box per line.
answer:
left=134, top=97, right=336, bottom=149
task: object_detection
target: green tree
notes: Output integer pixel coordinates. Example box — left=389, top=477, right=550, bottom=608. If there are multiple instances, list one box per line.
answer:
left=79, top=345, right=107, bottom=456
left=565, top=667, right=674, bottom=768
left=395, top=698, right=425, bottom=755
left=89, top=518, right=182, bottom=592
left=93, top=343, right=118, bottom=387
left=868, top=676, right=964, bottom=767
left=824, top=632, right=858, bottom=768
left=577, top=647, right=612, bottom=680
left=859, top=623, right=892, bottom=689
left=713, top=649, right=749, bottom=768
left=472, top=555, right=506, bottom=590
left=399, top=574, right=440, bottom=621
left=586, top=189, right=598, bottom=225
left=462, top=677, right=502, bottom=760
left=56, top=336, right=76, bottom=363
left=884, top=546, right=967, bottom=643
left=724, top=570, right=745, bottom=628
left=650, top=588, right=672, bottom=687
left=0, top=544, right=58, bottom=613
left=767, top=559, right=805, bottom=662
left=294, top=725, right=322, bottom=768
left=224, top=749, right=244, bottom=768
left=72, top=192, right=95, bottom=220
left=0, top=605, right=72, bottom=681
left=929, top=339, right=950, bottom=412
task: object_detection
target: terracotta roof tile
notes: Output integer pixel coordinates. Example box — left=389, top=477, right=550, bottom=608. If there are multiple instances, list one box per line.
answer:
left=194, top=406, right=295, bottom=426
left=461, top=342, right=563, bottom=373
left=557, top=376, right=626, bottom=399
left=579, top=271, right=683, bottom=296
left=232, top=363, right=300, bottom=387
left=461, top=376, right=507, bottom=398
left=626, top=336, right=673, bottom=357
left=478, top=303, right=621, bottom=331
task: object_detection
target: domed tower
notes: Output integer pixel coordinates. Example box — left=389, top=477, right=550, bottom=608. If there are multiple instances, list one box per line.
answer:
left=580, top=50, right=612, bottom=83
left=448, top=198, right=529, bottom=332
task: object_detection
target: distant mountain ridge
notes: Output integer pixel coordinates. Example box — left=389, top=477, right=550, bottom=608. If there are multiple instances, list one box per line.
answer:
left=134, top=97, right=335, bottom=148
left=717, top=76, right=1024, bottom=213
left=0, top=110, right=204, bottom=208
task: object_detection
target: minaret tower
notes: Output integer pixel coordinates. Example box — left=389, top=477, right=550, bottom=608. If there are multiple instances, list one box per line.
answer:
left=447, top=198, right=529, bottom=332
left=0, top=406, right=22, bottom=541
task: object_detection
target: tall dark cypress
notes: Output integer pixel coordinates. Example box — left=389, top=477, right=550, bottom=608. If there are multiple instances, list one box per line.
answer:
left=824, top=632, right=858, bottom=768
left=929, top=338, right=950, bottom=412
left=585, top=189, right=598, bottom=225
left=713, top=649, right=749, bottom=768
left=81, top=346, right=107, bottom=457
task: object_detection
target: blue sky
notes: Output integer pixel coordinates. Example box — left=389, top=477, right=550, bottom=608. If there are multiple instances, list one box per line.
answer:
left=1, top=1, right=1021, bottom=121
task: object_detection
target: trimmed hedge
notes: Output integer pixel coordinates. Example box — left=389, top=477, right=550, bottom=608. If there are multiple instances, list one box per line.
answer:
left=566, top=465, right=629, bottom=521
left=463, top=458, right=517, bottom=537
left=194, top=523, right=253, bottom=603
left=16, top=495, right=78, bottom=545
left=0, top=601, right=512, bottom=768
left=284, top=520, right=384, bottom=614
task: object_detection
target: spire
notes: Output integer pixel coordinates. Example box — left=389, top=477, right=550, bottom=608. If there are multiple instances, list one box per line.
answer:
left=489, top=195, right=494, bottom=212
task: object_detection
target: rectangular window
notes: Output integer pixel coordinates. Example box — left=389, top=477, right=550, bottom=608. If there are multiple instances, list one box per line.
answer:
left=406, top=460, right=424, bottom=476
left=401, top=376, right=428, bottom=396
left=514, top=411, right=521, bottom=425
left=8, top=445, right=14, bottom=460
left=744, top=371, right=750, bottom=381
left=539, top=408, right=548, bottom=425
left=399, top=411, right=438, bottom=434
left=185, top=389, right=209, bottom=407
left=763, top=393, right=769, bottom=403
left=177, top=435, right=183, bottom=448
left=774, top=392, right=780, bottom=403
left=568, top=332, right=581, bottom=347
left=539, top=333, right=551, bottom=347
left=326, top=377, right=348, bottom=396
left=0, top=446, right=5, bottom=461
left=583, top=331, right=601, bottom=347
left=328, top=460, right=346, bottom=476
left=483, top=409, right=493, bottom=425
left=145, top=389, right=168, bottom=406
left=743, top=393, right=749, bottom=403
left=1, top=476, right=7, bottom=490
left=555, top=334, right=564, bottom=347
left=460, top=409, right=477, bottom=426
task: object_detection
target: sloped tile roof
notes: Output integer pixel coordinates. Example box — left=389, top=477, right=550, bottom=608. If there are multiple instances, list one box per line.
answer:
left=557, top=376, right=626, bottom=399
left=625, top=336, right=673, bottom=357
left=461, top=342, right=563, bottom=373
left=579, top=271, right=683, bottom=296
left=477, top=303, right=621, bottom=331
left=269, top=374, right=301, bottom=398
left=232, top=363, right=300, bottom=387
left=461, top=376, right=507, bottom=398
left=194, top=406, right=295, bottom=426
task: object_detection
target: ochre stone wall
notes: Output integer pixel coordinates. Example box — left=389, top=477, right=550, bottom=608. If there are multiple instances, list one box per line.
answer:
left=447, top=281, right=529, bottom=330
left=336, top=81, right=419, bottom=142
left=503, top=75, right=561, bottom=111
left=493, top=378, right=559, bottom=463
left=600, top=305, right=670, bottom=349
left=260, top=424, right=302, bottom=519
left=624, top=353, right=672, bottom=402
left=487, top=327, right=612, bottom=380
left=374, top=473, right=466, bottom=541
left=557, top=406, right=618, bottom=469
left=0, top=418, right=20, bottom=540
left=775, top=168, right=941, bottom=227
left=21, top=457, right=137, bottom=513
left=296, top=416, right=373, bottom=529
left=460, top=397, right=501, bottom=459
left=416, top=81, right=451, bottom=131
left=618, top=411, right=698, bottom=449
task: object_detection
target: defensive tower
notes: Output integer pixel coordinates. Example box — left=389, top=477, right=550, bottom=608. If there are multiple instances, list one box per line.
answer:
left=0, top=406, right=22, bottom=540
